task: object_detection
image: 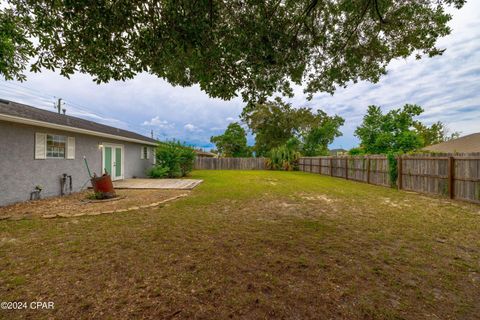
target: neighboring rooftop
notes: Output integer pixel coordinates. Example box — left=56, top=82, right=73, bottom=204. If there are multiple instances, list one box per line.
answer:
left=0, top=98, right=157, bottom=145
left=194, top=150, right=218, bottom=158
left=423, top=133, right=480, bottom=153
left=329, top=148, right=347, bottom=155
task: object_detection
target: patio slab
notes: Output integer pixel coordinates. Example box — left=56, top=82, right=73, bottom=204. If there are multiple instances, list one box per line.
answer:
left=113, top=178, right=203, bottom=190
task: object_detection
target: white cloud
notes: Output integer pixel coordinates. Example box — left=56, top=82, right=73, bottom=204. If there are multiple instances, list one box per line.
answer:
left=142, top=116, right=173, bottom=129
left=184, top=123, right=202, bottom=132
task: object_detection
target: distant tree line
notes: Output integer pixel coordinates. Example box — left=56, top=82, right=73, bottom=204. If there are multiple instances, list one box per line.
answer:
left=210, top=98, right=344, bottom=168
left=210, top=100, right=459, bottom=170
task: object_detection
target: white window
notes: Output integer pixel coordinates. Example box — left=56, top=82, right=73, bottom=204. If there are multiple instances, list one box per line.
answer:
left=46, top=134, right=66, bottom=158
left=141, top=146, right=149, bottom=159
left=35, top=133, right=75, bottom=159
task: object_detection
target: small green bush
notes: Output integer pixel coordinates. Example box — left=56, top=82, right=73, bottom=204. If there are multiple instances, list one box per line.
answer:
left=151, top=141, right=196, bottom=178
left=86, top=192, right=105, bottom=200
left=348, top=147, right=365, bottom=155
left=267, top=140, right=300, bottom=171
left=147, top=165, right=169, bottom=178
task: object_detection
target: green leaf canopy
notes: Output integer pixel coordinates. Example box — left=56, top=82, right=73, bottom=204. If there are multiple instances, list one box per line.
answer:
left=210, top=122, right=251, bottom=157
left=242, top=98, right=344, bottom=156
left=1, top=0, right=464, bottom=101
left=354, top=104, right=460, bottom=154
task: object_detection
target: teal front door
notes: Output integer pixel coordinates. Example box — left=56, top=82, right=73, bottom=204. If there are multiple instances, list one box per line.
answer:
left=114, top=147, right=122, bottom=179
left=104, top=146, right=112, bottom=175
left=103, top=144, right=124, bottom=180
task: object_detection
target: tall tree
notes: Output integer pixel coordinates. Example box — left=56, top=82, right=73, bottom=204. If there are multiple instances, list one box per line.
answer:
left=355, top=104, right=424, bottom=154
left=354, top=104, right=458, bottom=154
left=210, top=122, right=251, bottom=157
left=413, top=121, right=460, bottom=146
left=242, top=98, right=344, bottom=156
left=1, top=0, right=464, bottom=101
left=302, top=120, right=344, bottom=156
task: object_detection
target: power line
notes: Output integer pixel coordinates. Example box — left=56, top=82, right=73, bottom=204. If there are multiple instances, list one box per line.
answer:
left=66, top=101, right=154, bottom=137
left=61, top=99, right=158, bottom=137
left=0, top=82, right=61, bottom=113
left=0, top=83, right=54, bottom=103
left=0, top=81, right=185, bottom=141
left=0, top=82, right=157, bottom=139
left=0, top=81, right=55, bottom=99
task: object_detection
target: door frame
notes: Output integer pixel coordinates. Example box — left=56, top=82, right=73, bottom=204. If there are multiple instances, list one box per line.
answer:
left=102, top=143, right=125, bottom=180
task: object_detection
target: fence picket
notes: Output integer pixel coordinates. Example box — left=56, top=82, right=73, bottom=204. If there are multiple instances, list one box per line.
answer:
left=194, top=157, right=266, bottom=170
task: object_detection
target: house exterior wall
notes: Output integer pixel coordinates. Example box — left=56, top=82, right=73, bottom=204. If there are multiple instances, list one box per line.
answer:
left=0, top=120, right=156, bottom=206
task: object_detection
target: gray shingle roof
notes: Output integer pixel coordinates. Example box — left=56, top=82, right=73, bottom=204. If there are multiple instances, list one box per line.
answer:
left=423, top=133, right=480, bottom=153
left=0, top=99, right=157, bottom=144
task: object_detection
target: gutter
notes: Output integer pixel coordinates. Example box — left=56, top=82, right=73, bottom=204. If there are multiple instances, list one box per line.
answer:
left=0, top=113, right=158, bottom=146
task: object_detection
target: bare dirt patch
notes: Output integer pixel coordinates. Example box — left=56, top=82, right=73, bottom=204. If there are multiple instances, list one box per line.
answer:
left=0, top=189, right=188, bottom=220
left=298, top=192, right=335, bottom=203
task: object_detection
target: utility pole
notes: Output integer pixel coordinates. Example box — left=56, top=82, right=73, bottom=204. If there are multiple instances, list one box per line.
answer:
left=151, top=130, right=154, bottom=139
left=56, top=98, right=62, bottom=114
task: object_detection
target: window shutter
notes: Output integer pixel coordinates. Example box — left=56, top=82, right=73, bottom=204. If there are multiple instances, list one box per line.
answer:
left=67, top=137, right=75, bottom=159
left=152, top=149, right=156, bottom=165
left=146, top=147, right=150, bottom=159
left=35, top=133, right=46, bottom=159
left=140, top=147, right=145, bottom=159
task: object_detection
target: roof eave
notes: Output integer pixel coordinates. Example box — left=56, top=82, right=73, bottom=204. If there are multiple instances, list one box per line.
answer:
left=0, top=113, right=158, bottom=146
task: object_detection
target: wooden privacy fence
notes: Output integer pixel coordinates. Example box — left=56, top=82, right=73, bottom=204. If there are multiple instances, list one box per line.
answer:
left=299, top=153, right=480, bottom=204
left=399, top=154, right=480, bottom=204
left=300, top=156, right=391, bottom=187
left=194, top=157, right=266, bottom=170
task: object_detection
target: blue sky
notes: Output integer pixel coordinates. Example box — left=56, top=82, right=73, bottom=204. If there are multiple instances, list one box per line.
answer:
left=1, top=1, right=479, bottom=150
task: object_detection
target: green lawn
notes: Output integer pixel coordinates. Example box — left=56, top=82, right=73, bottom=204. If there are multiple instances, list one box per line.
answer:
left=1, top=170, right=479, bottom=319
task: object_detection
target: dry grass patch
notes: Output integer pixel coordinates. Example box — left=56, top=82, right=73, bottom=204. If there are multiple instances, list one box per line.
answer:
left=0, top=189, right=187, bottom=220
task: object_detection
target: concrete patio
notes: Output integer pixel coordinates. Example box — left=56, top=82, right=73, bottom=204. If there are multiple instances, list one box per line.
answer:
left=113, top=178, right=203, bottom=190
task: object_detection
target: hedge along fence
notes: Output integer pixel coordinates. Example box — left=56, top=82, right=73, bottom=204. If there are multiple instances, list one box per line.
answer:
left=299, top=153, right=480, bottom=204
left=194, top=157, right=267, bottom=170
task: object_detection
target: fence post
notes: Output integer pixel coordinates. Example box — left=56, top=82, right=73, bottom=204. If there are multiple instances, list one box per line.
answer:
left=345, top=157, right=349, bottom=180
left=448, top=156, right=455, bottom=199
left=366, top=156, right=370, bottom=184
left=398, top=156, right=403, bottom=190
left=330, top=158, right=333, bottom=176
